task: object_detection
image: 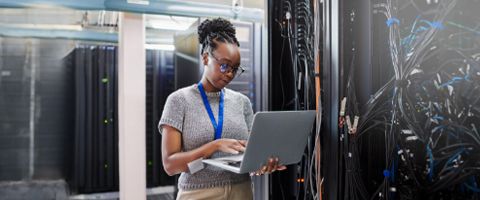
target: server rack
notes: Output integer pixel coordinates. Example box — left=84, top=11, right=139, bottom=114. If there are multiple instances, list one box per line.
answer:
left=333, top=0, right=480, bottom=199
left=267, top=0, right=324, bottom=199
left=72, top=45, right=119, bottom=193
left=0, top=39, right=75, bottom=181
left=71, top=45, right=175, bottom=194
left=146, top=49, right=175, bottom=187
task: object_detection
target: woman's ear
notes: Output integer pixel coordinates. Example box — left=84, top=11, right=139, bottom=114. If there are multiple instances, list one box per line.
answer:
left=202, top=52, right=209, bottom=66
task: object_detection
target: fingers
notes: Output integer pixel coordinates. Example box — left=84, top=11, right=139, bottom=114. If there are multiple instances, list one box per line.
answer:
left=265, top=158, right=276, bottom=173
left=235, top=140, right=246, bottom=151
left=230, top=140, right=245, bottom=153
left=248, top=167, right=266, bottom=176
left=250, top=170, right=263, bottom=176
left=273, top=157, right=279, bottom=170
left=250, top=157, right=287, bottom=176
left=232, top=139, right=246, bottom=146
left=270, top=158, right=280, bottom=172
left=235, top=144, right=246, bottom=152
left=251, top=167, right=264, bottom=175
left=237, top=140, right=247, bottom=146
left=228, top=140, right=245, bottom=152
left=225, top=149, right=240, bottom=154
left=218, top=139, right=246, bottom=154
left=277, top=165, right=287, bottom=171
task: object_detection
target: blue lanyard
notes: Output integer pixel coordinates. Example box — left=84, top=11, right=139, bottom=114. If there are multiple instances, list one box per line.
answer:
left=198, top=82, right=224, bottom=140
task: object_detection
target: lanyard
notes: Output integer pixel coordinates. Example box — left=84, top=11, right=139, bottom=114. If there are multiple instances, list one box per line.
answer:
left=198, top=82, right=224, bottom=140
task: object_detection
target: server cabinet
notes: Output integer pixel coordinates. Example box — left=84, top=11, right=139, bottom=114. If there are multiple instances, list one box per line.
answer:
left=146, top=49, right=175, bottom=187
left=335, top=0, right=480, bottom=199
left=71, top=45, right=175, bottom=193
left=71, top=45, right=119, bottom=193
left=267, top=0, right=321, bottom=199
left=0, top=39, right=75, bottom=181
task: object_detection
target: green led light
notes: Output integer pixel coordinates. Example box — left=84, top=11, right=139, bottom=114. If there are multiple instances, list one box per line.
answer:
left=104, top=119, right=108, bottom=124
left=102, top=78, right=109, bottom=83
left=148, top=161, right=152, bottom=166
left=104, top=164, right=108, bottom=169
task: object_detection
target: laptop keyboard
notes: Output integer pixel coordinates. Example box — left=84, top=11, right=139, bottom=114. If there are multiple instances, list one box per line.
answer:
left=226, top=161, right=241, bottom=167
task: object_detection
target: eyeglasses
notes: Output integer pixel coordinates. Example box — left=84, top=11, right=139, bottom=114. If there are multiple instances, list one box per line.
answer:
left=209, top=51, right=245, bottom=78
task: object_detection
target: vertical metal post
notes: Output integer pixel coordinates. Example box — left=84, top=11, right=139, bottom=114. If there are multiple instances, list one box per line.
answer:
left=254, top=22, right=263, bottom=112
left=323, top=0, right=340, bottom=199
left=28, top=40, right=35, bottom=179
left=252, top=0, right=270, bottom=199
left=118, top=12, right=146, bottom=200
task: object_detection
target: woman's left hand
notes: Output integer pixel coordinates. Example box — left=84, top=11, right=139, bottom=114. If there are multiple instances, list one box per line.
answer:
left=250, top=157, right=287, bottom=176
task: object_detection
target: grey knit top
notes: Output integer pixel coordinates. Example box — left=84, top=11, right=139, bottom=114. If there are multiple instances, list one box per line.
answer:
left=158, top=84, right=253, bottom=190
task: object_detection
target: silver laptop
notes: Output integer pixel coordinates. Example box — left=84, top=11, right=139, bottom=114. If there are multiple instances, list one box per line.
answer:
left=202, top=110, right=316, bottom=174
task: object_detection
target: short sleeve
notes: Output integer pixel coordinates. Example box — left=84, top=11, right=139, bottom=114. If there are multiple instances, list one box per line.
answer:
left=158, top=91, right=186, bottom=134
left=243, top=96, right=254, bottom=132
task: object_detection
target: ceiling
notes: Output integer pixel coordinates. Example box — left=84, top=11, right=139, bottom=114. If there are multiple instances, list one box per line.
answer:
left=0, top=0, right=264, bottom=44
left=0, top=8, right=200, bottom=44
left=177, top=0, right=264, bottom=9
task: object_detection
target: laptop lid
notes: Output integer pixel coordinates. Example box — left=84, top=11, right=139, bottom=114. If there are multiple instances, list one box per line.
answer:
left=235, top=110, right=316, bottom=173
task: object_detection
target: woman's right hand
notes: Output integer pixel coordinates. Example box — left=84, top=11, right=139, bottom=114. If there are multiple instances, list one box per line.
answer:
left=214, top=139, right=247, bottom=154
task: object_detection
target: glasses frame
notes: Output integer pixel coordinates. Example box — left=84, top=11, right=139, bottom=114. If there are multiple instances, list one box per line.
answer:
left=208, top=50, right=246, bottom=78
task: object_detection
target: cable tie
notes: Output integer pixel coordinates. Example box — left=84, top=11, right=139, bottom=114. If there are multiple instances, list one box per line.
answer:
left=386, top=17, right=400, bottom=27
left=340, top=97, right=347, bottom=116
left=406, top=135, right=418, bottom=141
left=351, top=116, right=359, bottom=134
left=297, top=72, right=302, bottom=91
left=383, top=169, right=391, bottom=178
left=431, top=21, right=444, bottom=29
left=401, top=129, right=413, bottom=135
left=346, top=115, right=352, bottom=133
left=436, top=73, right=442, bottom=83
left=339, top=117, right=345, bottom=128
left=285, top=11, right=292, bottom=20
left=446, top=99, right=452, bottom=114
left=345, top=115, right=359, bottom=134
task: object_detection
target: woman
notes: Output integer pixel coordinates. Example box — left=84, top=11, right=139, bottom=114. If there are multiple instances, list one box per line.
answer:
left=158, top=18, right=285, bottom=200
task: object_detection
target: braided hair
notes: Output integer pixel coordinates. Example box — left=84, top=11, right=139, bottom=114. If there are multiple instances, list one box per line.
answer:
left=198, top=18, right=240, bottom=55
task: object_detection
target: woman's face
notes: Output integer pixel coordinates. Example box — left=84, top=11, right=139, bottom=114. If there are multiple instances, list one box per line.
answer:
left=202, top=42, right=241, bottom=90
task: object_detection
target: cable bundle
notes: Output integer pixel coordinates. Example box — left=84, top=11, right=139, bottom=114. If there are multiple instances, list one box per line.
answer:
left=342, top=0, right=480, bottom=199
left=273, top=0, right=322, bottom=199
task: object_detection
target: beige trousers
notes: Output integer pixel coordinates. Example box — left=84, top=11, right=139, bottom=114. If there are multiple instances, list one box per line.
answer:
left=176, top=181, right=253, bottom=200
